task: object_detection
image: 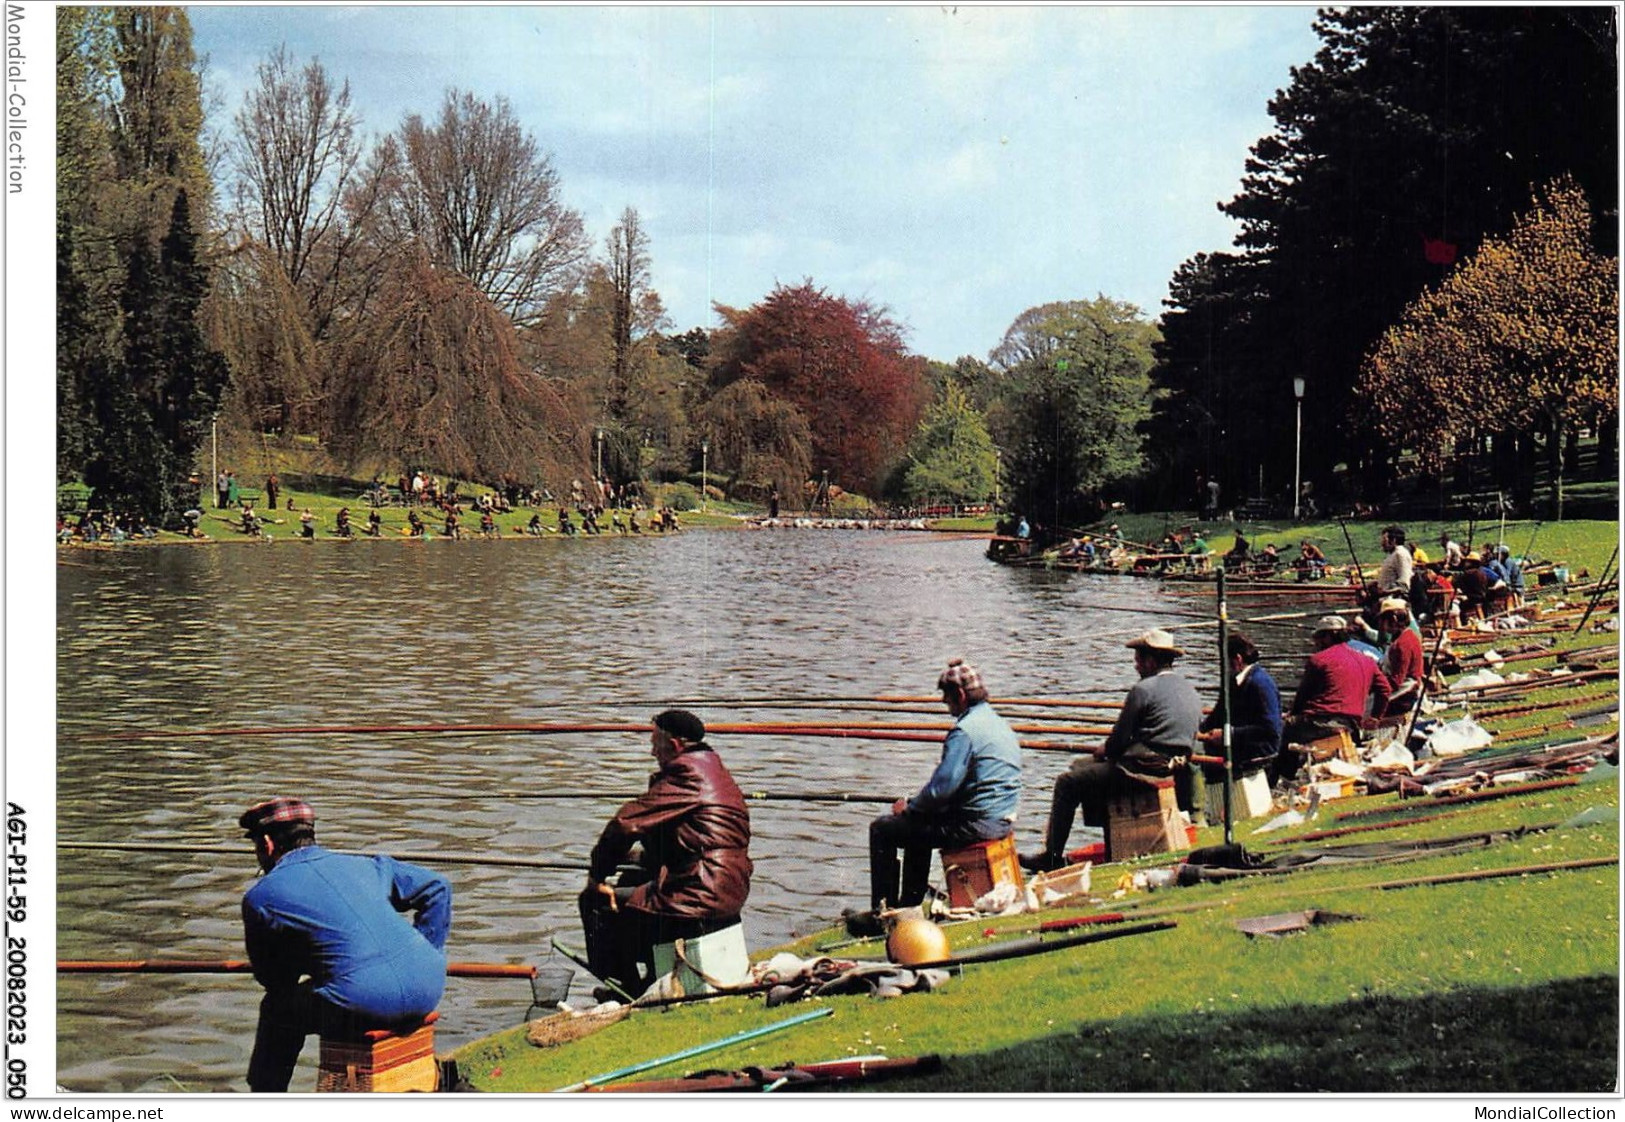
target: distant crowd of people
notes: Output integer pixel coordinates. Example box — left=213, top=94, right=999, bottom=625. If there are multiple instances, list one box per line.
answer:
left=61, top=467, right=693, bottom=544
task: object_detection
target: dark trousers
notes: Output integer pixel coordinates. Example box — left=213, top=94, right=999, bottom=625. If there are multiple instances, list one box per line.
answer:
left=248, top=985, right=419, bottom=1093
left=1273, top=717, right=1357, bottom=786
left=1041, top=752, right=1194, bottom=861
left=867, top=811, right=996, bottom=911
left=577, top=887, right=734, bottom=1000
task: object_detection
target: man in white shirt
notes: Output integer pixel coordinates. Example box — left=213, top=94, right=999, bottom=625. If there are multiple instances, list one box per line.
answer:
left=1377, top=525, right=1413, bottom=595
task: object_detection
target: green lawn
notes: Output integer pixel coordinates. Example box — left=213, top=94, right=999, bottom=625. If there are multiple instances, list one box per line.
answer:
left=453, top=774, right=1618, bottom=1094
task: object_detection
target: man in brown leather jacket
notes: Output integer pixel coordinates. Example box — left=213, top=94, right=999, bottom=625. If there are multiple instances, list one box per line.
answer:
left=578, top=709, right=753, bottom=999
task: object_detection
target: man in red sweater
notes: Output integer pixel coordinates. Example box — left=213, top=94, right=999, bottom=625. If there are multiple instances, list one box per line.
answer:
left=1273, top=616, right=1391, bottom=785
left=1378, top=597, right=1426, bottom=718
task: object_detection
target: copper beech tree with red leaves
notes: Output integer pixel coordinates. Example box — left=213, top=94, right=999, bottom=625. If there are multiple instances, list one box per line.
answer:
left=708, top=282, right=928, bottom=496
left=1357, top=177, right=1617, bottom=519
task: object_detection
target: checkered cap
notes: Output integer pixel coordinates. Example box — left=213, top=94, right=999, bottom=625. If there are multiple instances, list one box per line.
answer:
left=937, top=658, right=984, bottom=694
left=239, top=797, right=315, bottom=836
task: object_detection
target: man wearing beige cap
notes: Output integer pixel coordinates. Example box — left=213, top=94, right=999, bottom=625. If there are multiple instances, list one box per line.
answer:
left=1274, top=614, right=1392, bottom=784
left=1021, top=629, right=1201, bottom=873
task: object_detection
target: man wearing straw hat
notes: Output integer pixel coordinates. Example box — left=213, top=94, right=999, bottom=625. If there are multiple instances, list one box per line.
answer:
left=237, top=797, right=452, bottom=1092
left=1021, top=629, right=1202, bottom=873
left=849, top=659, right=1021, bottom=935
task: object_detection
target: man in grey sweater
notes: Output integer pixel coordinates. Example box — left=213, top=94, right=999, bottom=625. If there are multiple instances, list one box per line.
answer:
left=1021, top=629, right=1202, bottom=872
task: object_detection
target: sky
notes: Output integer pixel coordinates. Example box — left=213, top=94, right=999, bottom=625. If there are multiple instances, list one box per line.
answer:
left=187, top=3, right=1324, bottom=364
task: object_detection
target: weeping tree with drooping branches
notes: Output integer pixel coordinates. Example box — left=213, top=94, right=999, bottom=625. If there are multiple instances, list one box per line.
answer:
left=325, top=249, right=588, bottom=488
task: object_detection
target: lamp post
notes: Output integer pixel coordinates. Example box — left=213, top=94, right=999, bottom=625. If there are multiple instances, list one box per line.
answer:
left=595, top=428, right=604, bottom=481
left=1292, top=377, right=1306, bottom=521
left=701, top=439, right=709, bottom=512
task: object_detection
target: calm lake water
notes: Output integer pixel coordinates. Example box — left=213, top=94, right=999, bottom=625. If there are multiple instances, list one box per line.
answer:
left=56, top=528, right=1314, bottom=1092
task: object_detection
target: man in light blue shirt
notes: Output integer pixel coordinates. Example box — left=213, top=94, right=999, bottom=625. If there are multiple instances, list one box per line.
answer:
left=855, top=659, right=1021, bottom=932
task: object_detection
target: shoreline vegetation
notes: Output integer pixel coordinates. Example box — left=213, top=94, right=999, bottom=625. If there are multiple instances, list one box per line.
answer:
left=57, top=490, right=1620, bottom=584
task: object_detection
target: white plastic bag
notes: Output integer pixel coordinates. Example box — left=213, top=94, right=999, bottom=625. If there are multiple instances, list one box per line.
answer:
left=1367, top=740, right=1417, bottom=771
left=1251, top=809, right=1304, bottom=834
left=1424, top=715, right=1492, bottom=758
left=1450, top=669, right=1505, bottom=693
left=973, top=880, right=1025, bottom=916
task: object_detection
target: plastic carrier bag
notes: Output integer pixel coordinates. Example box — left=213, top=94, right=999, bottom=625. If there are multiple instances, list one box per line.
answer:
left=1424, top=715, right=1493, bottom=758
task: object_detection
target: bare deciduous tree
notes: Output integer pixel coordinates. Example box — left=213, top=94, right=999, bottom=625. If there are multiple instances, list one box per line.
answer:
left=603, top=206, right=665, bottom=420
left=380, top=89, right=589, bottom=326
left=231, top=46, right=361, bottom=292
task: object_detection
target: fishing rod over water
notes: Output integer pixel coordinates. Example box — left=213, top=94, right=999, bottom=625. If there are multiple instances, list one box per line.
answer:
left=67, top=720, right=1121, bottom=747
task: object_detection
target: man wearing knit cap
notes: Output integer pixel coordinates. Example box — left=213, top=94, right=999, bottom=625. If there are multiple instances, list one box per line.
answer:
left=1021, top=629, right=1202, bottom=872
left=237, top=797, right=452, bottom=1092
left=1274, top=614, right=1392, bottom=784
left=850, top=659, right=1022, bottom=935
left=580, top=710, right=753, bottom=999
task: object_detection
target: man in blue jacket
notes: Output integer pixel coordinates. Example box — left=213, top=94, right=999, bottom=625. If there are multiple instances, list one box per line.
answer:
left=854, top=659, right=1022, bottom=934
left=238, top=797, right=452, bottom=1092
left=1194, top=632, right=1283, bottom=782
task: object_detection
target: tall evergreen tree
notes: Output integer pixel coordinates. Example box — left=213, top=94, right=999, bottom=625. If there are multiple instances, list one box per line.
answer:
left=57, top=6, right=228, bottom=524
left=1156, top=8, right=1617, bottom=505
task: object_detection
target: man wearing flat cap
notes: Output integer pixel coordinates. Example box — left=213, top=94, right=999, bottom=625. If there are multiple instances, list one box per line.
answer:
left=852, top=659, right=1022, bottom=935
left=1022, top=629, right=1202, bottom=873
left=580, top=709, right=753, bottom=1000
left=1274, top=614, right=1392, bottom=784
left=237, top=797, right=452, bottom=1092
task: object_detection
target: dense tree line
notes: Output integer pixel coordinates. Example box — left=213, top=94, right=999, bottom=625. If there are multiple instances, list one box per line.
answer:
left=57, top=7, right=229, bottom=525
left=1149, top=7, right=1618, bottom=516
left=57, top=8, right=1616, bottom=529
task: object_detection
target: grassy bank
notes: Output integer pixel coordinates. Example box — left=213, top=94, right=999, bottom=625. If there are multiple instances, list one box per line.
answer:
left=450, top=593, right=1620, bottom=1093
left=452, top=774, right=1618, bottom=1093
left=1092, top=512, right=1618, bottom=579
left=65, top=479, right=752, bottom=544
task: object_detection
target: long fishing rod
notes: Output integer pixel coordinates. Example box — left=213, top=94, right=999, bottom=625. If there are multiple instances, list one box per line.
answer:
left=58, top=840, right=591, bottom=871
left=1402, top=599, right=1457, bottom=750
left=1572, top=543, right=1619, bottom=635
left=1336, top=518, right=1365, bottom=582
left=1520, top=520, right=1544, bottom=567
left=1146, top=606, right=1363, bottom=636
left=556, top=1007, right=835, bottom=1093
left=58, top=959, right=536, bottom=978
left=70, top=721, right=1121, bottom=750
left=407, top=790, right=900, bottom=804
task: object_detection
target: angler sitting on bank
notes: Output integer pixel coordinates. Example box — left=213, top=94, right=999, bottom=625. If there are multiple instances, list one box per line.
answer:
left=1021, top=629, right=1201, bottom=873
left=579, top=710, right=752, bottom=1001
left=1273, top=615, right=1391, bottom=786
left=237, top=797, right=451, bottom=1093
left=851, top=658, right=1021, bottom=935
